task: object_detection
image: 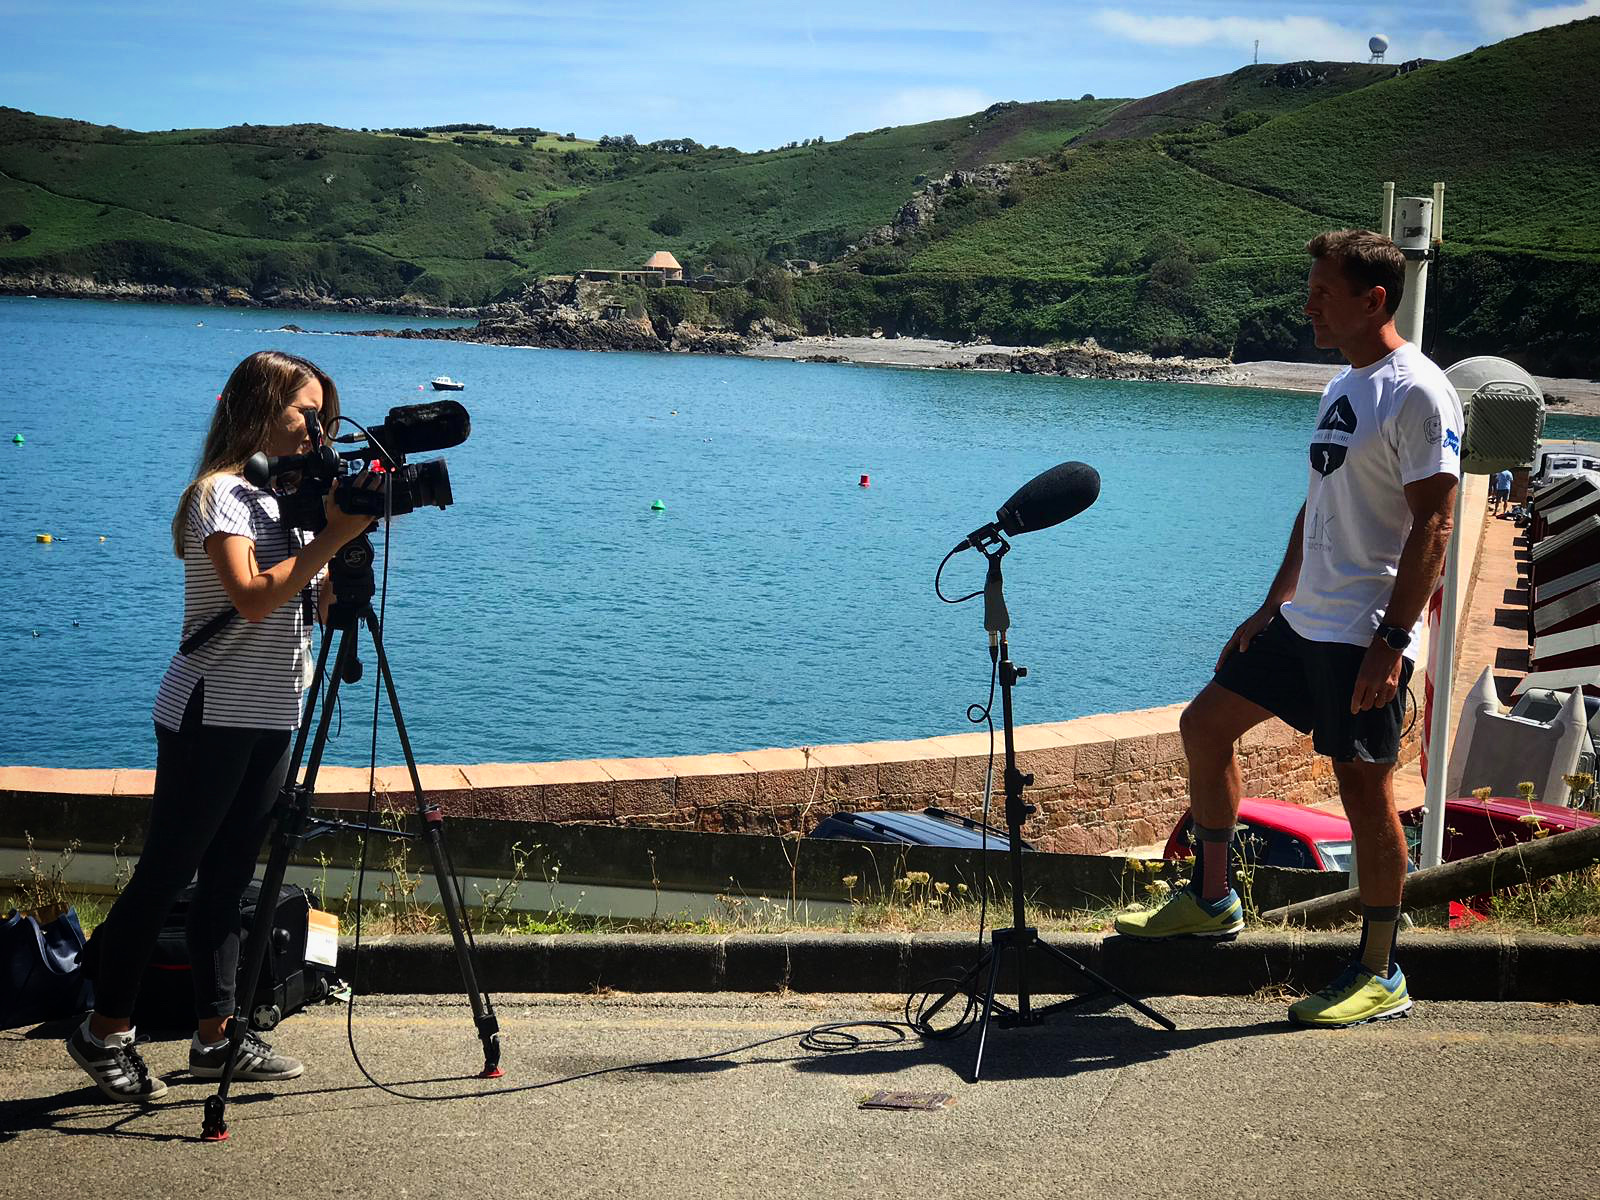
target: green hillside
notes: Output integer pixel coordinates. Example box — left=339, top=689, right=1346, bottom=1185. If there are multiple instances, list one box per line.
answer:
left=0, top=100, right=1120, bottom=303
left=1184, top=22, right=1600, bottom=254
left=3, top=18, right=1598, bottom=372
left=834, top=18, right=1600, bottom=371
left=520, top=99, right=1120, bottom=273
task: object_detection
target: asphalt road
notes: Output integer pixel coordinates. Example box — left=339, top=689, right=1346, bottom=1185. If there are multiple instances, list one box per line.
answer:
left=4, top=993, right=1596, bottom=1199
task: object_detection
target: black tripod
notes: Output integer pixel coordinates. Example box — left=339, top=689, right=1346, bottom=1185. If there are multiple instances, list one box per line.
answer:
left=921, top=535, right=1174, bottom=1081
left=201, top=530, right=500, bottom=1142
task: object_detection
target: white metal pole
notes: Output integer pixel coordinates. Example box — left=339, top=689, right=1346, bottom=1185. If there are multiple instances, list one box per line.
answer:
left=1381, top=182, right=1396, bottom=237
left=1418, top=180, right=1454, bottom=870
left=1421, top=483, right=1465, bottom=869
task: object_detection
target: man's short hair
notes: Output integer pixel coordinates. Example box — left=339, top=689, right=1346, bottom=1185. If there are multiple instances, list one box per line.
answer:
left=1306, top=229, right=1405, bottom=315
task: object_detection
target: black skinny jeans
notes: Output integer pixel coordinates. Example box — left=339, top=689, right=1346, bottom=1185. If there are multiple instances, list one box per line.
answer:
left=91, top=686, right=292, bottom=1021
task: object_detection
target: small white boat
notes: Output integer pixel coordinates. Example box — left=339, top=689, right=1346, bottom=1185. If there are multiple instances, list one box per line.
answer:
left=430, top=375, right=465, bottom=391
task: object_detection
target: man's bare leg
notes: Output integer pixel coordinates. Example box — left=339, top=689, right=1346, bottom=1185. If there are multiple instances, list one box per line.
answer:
left=1333, top=758, right=1407, bottom=976
left=1179, top=681, right=1276, bottom=899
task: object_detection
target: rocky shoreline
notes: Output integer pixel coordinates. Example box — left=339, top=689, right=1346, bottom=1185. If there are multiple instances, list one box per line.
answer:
left=14, top=274, right=1600, bottom=410
left=343, top=277, right=1254, bottom=386
left=0, top=272, right=486, bottom=320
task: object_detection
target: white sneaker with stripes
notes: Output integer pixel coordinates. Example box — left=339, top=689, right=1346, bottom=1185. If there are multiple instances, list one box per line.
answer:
left=66, top=1022, right=169, bottom=1102
left=189, top=1027, right=304, bottom=1081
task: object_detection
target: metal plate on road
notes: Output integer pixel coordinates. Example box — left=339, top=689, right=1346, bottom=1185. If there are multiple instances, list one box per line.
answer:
left=859, top=1090, right=955, bottom=1111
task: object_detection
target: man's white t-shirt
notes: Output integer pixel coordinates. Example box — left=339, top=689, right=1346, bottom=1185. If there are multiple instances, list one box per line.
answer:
left=1279, top=342, right=1462, bottom=658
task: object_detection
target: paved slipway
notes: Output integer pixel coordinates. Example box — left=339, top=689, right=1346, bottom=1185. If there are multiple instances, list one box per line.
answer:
left=3, top=994, right=1595, bottom=1199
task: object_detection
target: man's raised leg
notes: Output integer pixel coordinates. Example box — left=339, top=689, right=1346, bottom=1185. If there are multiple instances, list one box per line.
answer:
left=1114, top=682, right=1274, bottom=940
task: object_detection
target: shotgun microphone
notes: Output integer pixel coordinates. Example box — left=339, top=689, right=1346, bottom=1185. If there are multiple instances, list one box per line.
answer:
left=957, top=461, right=1101, bottom=553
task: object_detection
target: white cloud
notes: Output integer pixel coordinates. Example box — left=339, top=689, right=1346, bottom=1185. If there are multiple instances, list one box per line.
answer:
left=871, top=86, right=994, bottom=127
left=1091, top=10, right=1391, bottom=59
left=1471, top=0, right=1600, bottom=38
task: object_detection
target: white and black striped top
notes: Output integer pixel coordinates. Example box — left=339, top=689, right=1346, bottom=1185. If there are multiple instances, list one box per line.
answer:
left=153, top=474, right=319, bottom=731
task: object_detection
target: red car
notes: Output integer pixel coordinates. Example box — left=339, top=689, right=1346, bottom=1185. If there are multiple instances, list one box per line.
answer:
left=1397, top=796, right=1599, bottom=859
left=1163, top=796, right=1597, bottom=893
left=1163, top=797, right=1356, bottom=873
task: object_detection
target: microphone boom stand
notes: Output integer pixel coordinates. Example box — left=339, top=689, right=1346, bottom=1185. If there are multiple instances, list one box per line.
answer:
left=200, top=529, right=501, bottom=1142
left=924, top=533, right=1174, bottom=1082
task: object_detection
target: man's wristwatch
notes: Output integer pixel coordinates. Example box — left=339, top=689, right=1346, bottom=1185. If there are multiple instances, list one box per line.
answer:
left=1375, top=623, right=1412, bottom=651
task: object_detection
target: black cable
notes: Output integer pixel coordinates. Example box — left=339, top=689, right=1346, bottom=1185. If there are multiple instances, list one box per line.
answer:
left=934, top=544, right=983, bottom=604
left=1402, top=681, right=1419, bottom=739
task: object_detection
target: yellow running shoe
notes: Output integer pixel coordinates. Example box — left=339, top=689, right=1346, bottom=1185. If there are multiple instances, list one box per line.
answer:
left=1113, top=887, right=1244, bottom=940
left=1288, top=963, right=1413, bottom=1028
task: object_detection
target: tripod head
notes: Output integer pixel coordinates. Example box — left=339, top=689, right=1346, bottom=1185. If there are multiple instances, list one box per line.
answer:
left=323, top=529, right=378, bottom=681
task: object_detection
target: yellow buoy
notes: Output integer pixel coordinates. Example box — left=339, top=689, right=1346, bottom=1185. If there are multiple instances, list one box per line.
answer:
left=35, top=533, right=53, bottom=544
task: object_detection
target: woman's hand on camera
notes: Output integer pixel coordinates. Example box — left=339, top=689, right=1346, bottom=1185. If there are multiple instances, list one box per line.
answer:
left=324, top=471, right=381, bottom=545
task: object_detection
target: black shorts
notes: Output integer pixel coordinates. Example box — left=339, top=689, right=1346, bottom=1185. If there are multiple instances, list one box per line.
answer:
left=1213, top=615, right=1413, bottom=764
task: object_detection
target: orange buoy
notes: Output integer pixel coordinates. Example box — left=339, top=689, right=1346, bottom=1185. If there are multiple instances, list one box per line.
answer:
left=859, top=474, right=871, bottom=487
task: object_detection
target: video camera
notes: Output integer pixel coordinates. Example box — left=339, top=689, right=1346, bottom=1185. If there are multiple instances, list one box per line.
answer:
left=244, top=399, right=470, bottom=529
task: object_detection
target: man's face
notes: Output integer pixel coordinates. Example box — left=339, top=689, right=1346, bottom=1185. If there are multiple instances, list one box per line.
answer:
left=1303, top=256, right=1385, bottom=350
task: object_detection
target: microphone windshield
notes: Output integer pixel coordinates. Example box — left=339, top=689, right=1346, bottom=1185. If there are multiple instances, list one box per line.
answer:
left=369, top=400, right=471, bottom=457
left=995, top=461, right=1100, bottom=537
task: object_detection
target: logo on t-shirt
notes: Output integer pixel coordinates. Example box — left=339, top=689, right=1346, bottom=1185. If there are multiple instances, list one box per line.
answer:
left=1316, top=395, right=1358, bottom=434
left=1310, top=394, right=1357, bottom=476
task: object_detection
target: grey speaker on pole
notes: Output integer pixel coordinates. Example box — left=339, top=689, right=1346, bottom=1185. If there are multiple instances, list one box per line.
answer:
left=1444, top=356, right=1546, bottom=476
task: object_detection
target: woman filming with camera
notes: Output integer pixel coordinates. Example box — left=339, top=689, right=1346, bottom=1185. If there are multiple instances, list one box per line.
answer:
left=68, top=349, right=375, bottom=1102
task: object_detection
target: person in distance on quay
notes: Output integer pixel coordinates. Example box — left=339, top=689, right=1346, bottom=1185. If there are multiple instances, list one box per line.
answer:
left=1113, top=230, right=1461, bottom=1029
left=66, top=350, right=375, bottom=1102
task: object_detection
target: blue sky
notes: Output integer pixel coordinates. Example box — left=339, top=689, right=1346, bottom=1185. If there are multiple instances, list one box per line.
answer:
left=4, top=1, right=1597, bottom=149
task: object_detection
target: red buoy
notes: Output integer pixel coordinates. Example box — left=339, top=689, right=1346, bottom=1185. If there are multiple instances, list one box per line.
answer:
left=859, top=474, right=871, bottom=487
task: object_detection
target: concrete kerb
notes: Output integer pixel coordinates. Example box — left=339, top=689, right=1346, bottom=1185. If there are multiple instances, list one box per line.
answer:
left=340, top=931, right=1600, bottom=1004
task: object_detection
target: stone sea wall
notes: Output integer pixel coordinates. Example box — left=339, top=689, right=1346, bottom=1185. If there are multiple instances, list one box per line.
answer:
left=1, top=705, right=1357, bottom=854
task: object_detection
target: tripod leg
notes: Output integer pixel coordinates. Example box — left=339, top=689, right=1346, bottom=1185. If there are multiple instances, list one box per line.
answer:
left=971, top=938, right=1007, bottom=1083
left=364, top=607, right=502, bottom=1076
left=1035, top=940, right=1177, bottom=1032
left=202, top=624, right=352, bottom=1142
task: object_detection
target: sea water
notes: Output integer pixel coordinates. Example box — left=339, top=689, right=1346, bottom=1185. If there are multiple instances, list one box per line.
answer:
left=4, top=297, right=1595, bottom=769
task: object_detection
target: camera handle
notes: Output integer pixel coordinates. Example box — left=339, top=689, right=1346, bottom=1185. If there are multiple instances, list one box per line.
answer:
left=200, top=531, right=502, bottom=1142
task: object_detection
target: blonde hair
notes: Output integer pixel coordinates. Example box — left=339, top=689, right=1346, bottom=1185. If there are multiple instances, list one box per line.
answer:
left=171, top=350, right=341, bottom=557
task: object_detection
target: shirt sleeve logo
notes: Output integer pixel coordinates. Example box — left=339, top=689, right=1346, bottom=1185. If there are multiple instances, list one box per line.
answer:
left=1443, top=428, right=1461, bottom=454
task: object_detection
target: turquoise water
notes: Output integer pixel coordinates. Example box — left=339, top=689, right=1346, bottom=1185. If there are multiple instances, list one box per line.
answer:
left=5, top=297, right=1597, bottom=769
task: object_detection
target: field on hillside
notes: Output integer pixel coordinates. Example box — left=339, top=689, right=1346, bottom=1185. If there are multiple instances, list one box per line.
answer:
left=909, top=140, right=1331, bottom=276
left=1186, top=20, right=1600, bottom=253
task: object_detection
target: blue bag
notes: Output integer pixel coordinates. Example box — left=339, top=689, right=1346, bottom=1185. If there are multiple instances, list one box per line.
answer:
left=1, top=907, right=95, bottom=1029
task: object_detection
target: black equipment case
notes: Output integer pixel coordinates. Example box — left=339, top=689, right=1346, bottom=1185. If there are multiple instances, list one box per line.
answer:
left=86, top=881, right=343, bottom=1035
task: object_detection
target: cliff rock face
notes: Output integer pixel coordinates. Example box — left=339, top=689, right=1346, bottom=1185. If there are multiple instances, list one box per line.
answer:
left=354, top=277, right=764, bottom=354
left=668, top=323, right=747, bottom=354
left=364, top=309, right=667, bottom=352
left=853, top=163, right=1020, bottom=250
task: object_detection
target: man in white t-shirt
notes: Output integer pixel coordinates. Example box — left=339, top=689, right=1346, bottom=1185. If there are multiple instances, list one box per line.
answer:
left=1115, top=229, right=1462, bottom=1029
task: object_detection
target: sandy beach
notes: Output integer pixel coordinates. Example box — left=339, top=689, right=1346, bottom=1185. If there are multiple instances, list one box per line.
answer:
left=746, top=336, right=1600, bottom=417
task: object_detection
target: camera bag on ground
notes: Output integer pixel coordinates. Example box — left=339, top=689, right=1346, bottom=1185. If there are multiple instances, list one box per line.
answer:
left=83, top=881, right=344, bottom=1035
